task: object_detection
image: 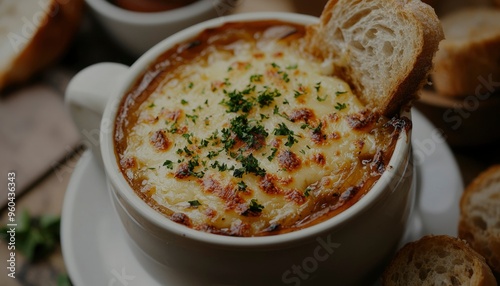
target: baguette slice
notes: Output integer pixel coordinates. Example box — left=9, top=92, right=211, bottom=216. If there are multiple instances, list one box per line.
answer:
left=382, top=235, right=497, bottom=286
left=459, top=165, right=500, bottom=275
left=431, top=8, right=500, bottom=97
left=0, top=0, right=84, bottom=91
left=306, top=0, right=444, bottom=116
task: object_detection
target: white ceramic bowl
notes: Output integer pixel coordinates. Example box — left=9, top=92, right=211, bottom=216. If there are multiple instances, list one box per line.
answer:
left=66, top=12, right=415, bottom=286
left=85, top=0, right=230, bottom=56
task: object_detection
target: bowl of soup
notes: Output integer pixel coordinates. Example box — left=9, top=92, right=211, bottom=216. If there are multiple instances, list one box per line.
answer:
left=66, top=12, right=415, bottom=285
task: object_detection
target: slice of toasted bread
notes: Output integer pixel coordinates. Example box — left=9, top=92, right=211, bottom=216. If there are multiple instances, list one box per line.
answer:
left=382, top=235, right=497, bottom=286
left=0, top=0, right=84, bottom=91
left=459, top=165, right=500, bottom=275
left=306, top=0, right=443, bottom=116
left=431, top=8, right=500, bottom=97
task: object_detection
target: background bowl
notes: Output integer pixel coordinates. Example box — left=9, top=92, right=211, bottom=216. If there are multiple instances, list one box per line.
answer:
left=85, top=0, right=230, bottom=56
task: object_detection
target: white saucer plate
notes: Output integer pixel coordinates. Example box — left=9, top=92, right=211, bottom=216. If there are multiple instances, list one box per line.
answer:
left=61, top=109, right=463, bottom=286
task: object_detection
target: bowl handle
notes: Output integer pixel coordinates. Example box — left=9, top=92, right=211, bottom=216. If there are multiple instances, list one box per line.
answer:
left=65, top=62, right=129, bottom=166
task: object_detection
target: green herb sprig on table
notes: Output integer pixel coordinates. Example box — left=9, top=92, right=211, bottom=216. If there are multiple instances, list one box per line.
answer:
left=0, top=210, right=60, bottom=262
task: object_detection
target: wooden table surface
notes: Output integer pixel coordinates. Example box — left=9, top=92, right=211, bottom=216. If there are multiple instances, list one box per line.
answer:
left=1, top=0, right=499, bottom=285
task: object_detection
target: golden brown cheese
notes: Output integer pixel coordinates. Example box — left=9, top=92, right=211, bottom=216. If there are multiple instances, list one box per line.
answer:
left=114, top=21, right=406, bottom=236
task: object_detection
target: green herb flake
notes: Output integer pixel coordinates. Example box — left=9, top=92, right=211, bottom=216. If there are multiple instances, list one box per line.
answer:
left=182, top=133, right=193, bottom=144
left=317, top=94, right=329, bottom=102
left=267, top=147, right=278, bottom=161
left=257, top=88, right=281, bottom=107
left=221, top=86, right=255, bottom=113
left=248, top=199, right=264, bottom=213
left=335, top=102, right=347, bottom=111
left=163, top=160, right=174, bottom=169
left=186, top=114, right=199, bottom=124
left=181, top=99, right=189, bottom=105
left=273, top=123, right=298, bottom=147
left=228, top=115, right=269, bottom=150
left=237, top=181, right=247, bottom=191
left=304, top=187, right=312, bottom=197
left=286, top=64, right=298, bottom=70
left=282, top=72, right=290, bottom=83
left=148, top=103, right=155, bottom=108
left=233, top=154, right=266, bottom=177
left=294, top=89, right=305, bottom=98
left=188, top=82, right=194, bottom=89
left=188, top=200, right=201, bottom=207
left=250, top=74, right=263, bottom=83
left=314, top=82, right=322, bottom=92
left=336, top=91, right=347, bottom=96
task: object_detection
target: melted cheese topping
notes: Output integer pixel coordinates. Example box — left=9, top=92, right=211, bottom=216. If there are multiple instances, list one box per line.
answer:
left=116, top=21, right=402, bottom=236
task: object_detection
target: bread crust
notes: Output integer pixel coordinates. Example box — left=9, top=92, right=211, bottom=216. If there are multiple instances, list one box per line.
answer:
left=306, top=0, right=443, bottom=116
left=0, top=0, right=84, bottom=91
left=459, top=165, right=500, bottom=275
left=382, top=235, right=497, bottom=286
left=432, top=8, right=500, bottom=97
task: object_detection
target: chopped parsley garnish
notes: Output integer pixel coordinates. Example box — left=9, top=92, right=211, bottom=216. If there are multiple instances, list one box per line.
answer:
left=188, top=200, right=201, bottom=207
left=248, top=199, right=264, bottom=213
left=188, top=82, right=194, bottom=89
left=181, top=99, right=188, bottom=105
left=228, top=115, right=268, bottom=150
left=250, top=74, right=263, bottom=83
left=281, top=71, right=290, bottom=83
left=187, top=157, right=204, bottom=178
left=304, top=186, right=312, bottom=197
left=273, top=123, right=298, bottom=147
left=148, top=103, right=155, bottom=108
left=221, top=86, right=255, bottom=113
left=182, top=133, right=193, bottom=144
left=163, top=160, right=173, bottom=169
left=294, top=89, right=305, bottom=98
left=271, top=62, right=280, bottom=69
left=183, top=146, right=194, bottom=156
left=199, top=139, right=209, bottom=148
left=221, top=128, right=235, bottom=150
left=312, top=122, right=323, bottom=134
left=286, top=64, right=298, bottom=70
left=257, top=88, right=281, bottom=107
left=315, top=82, right=322, bottom=92
left=316, top=94, right=329, bottom=102
left=210, top=160, right=229, bottom=172
left=237, top=181, right=247, bottom=191
left=207, top=150, right=221, bottom=159
left=336, top=91, right=347, bottom=96
left=186, top=114, right=198, bottom=124
left=167, top=122, right=179, bottom=134
left=233, top=154, right=266, bottom=177
left=335, top=102, right=347, bottom=111
left=273, top=106, right=290, bottom=121
left=267, top=147, right=278, bottom=161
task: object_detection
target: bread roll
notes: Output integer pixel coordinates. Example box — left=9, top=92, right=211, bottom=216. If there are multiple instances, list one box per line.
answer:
left=0, top=0, right=84, bottom=91
left=432, top=8, right=500, bottom=97
left=459, top=165, right=500, bottom=275
left=382, top=235, right=497, bottom=286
